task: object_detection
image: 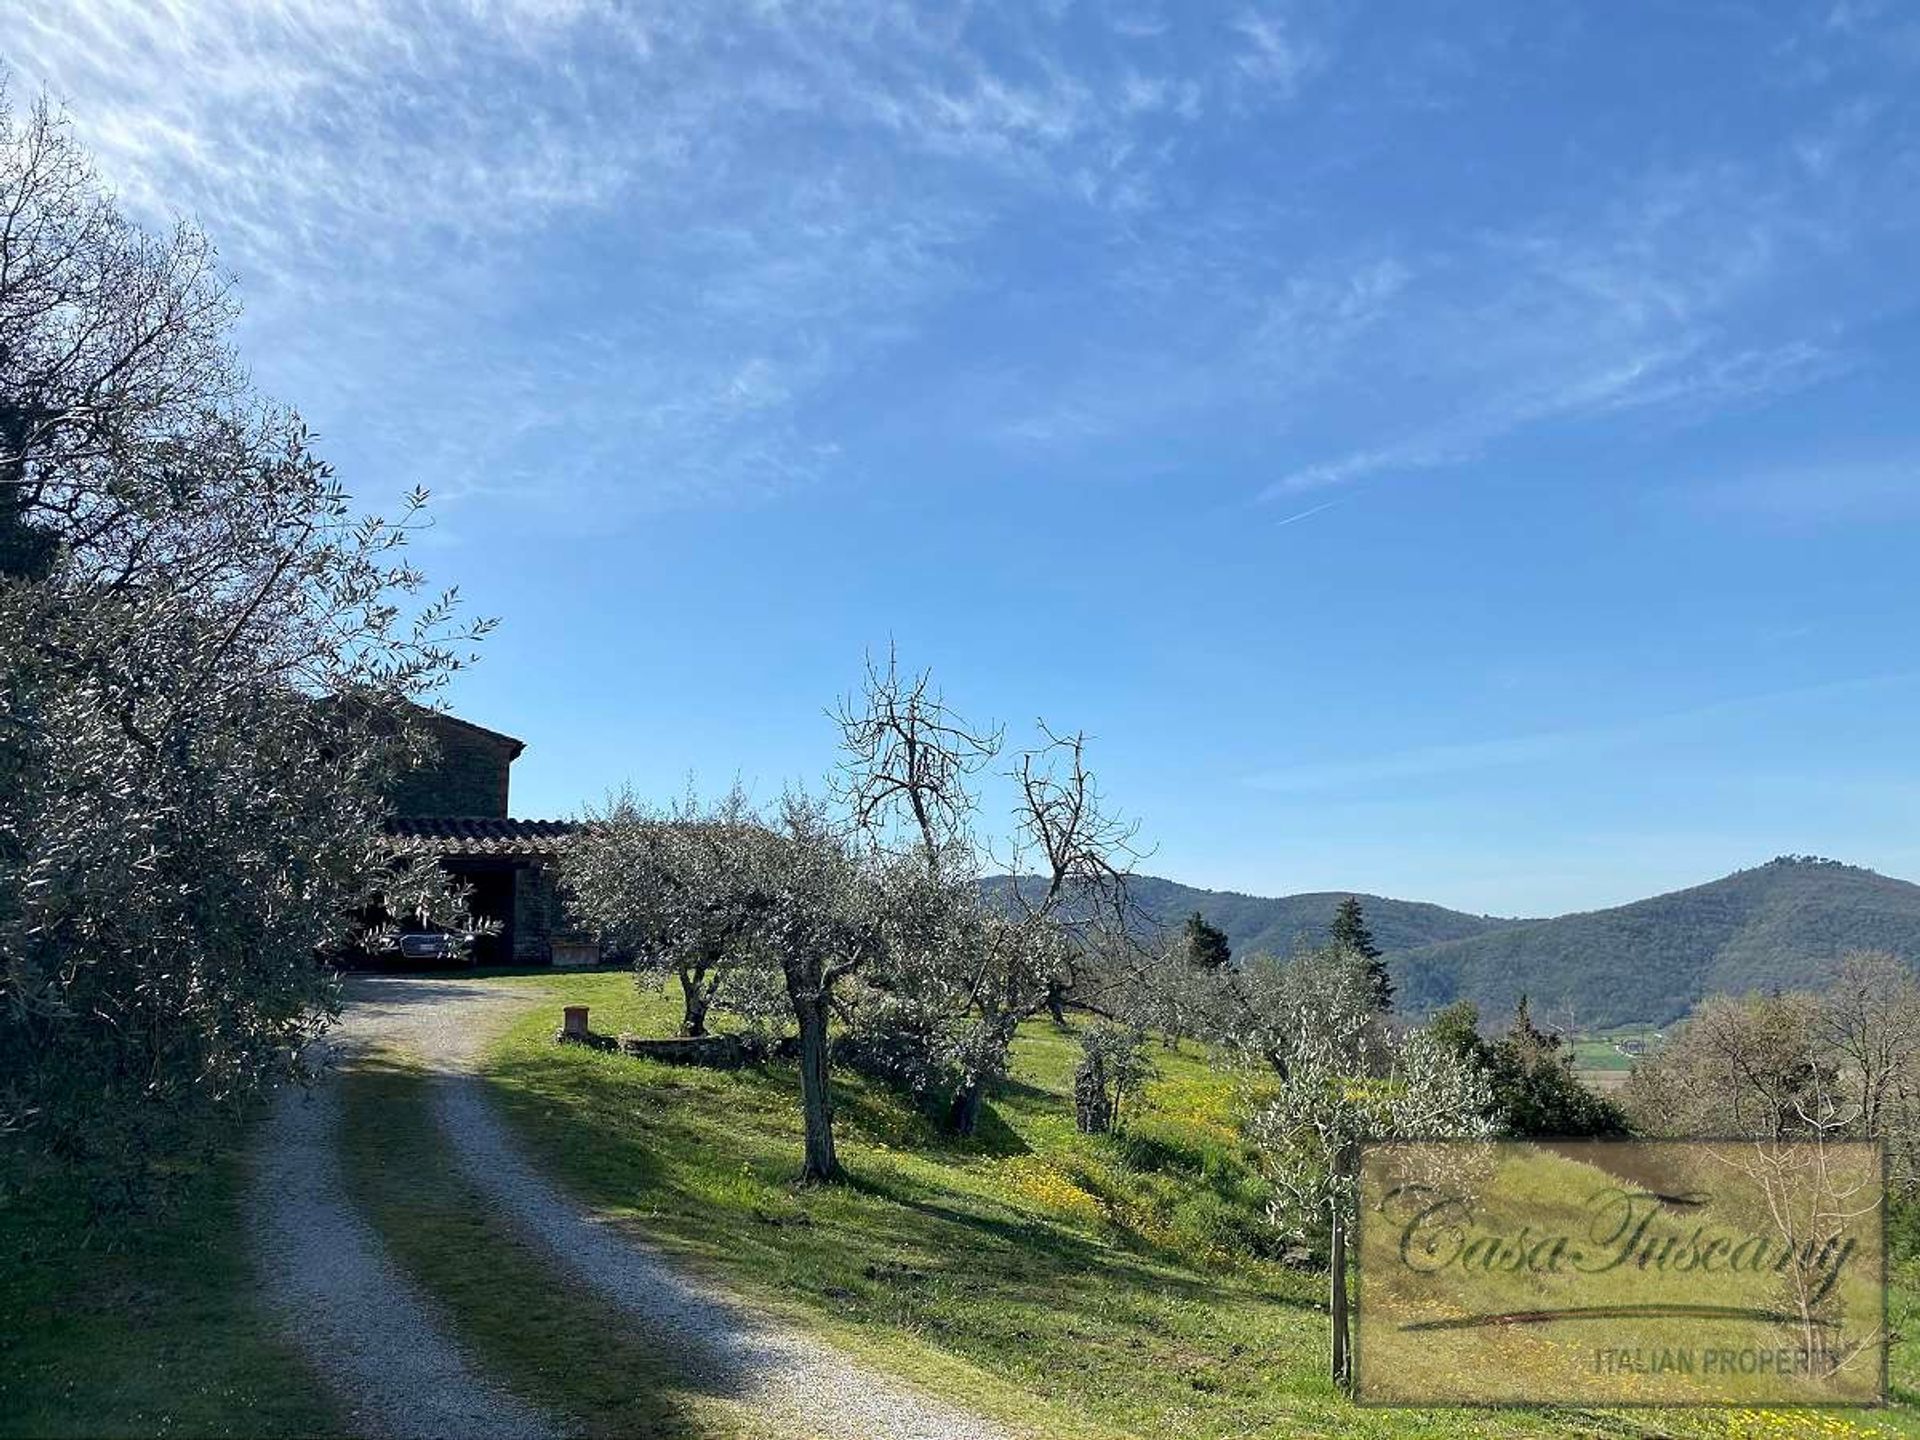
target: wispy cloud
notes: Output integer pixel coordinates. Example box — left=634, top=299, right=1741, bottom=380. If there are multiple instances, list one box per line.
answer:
left=10, top=1, right=1919, bottom=530
left=1256, top=151, right=1871, bottom=499
left=1259, top=338, right=1842, bottom=499
left=1230, top=9, right=1328, bottom=99
left=1687, top=459, right=1920, bottom=524
left=12, top=0, right=1349, bottom=522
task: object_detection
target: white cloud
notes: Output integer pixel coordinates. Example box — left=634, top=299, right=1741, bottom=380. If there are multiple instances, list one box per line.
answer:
left=10, top=1, right=1915, bottom=530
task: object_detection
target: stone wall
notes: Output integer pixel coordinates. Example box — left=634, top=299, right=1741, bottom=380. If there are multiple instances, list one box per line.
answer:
left=510, top=863, right=556, bottom=963
left=388, top=714, right=515, bottom=819
left=615, top=1033, right=747, bottom=1066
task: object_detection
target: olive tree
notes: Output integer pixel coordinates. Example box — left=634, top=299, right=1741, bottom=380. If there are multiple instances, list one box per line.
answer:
left=567, top=784, right=889, bottom=1183
left=1072, top=1023, right=1154, bottom=1134
left=1236, top=944, right=1493, bottom=1387
left=747, top=793, right=894, bottom=1183
left=1224, top=945, right=1382, bottom=1078
left=564, top=786, right=781, bottom=1038
left=0, top=89, right=484, bottom=1194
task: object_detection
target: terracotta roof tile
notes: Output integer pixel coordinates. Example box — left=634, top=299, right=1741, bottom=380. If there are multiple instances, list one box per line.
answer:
left=385, top=816, right=575, bottom=856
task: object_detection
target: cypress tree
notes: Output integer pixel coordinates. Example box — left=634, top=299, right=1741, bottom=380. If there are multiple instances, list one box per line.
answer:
left=1181, top=910, right=1232, bottom=971
left=1331, top=895, right=1393, bottom=1011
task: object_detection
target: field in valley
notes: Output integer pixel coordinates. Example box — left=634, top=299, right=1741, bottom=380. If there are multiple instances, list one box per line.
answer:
left=1569, top=1027, right=1665, bottom=1092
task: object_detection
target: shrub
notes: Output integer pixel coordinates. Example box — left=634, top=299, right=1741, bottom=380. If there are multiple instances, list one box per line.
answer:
left=1073, top=1024, right=1154, bottom=1134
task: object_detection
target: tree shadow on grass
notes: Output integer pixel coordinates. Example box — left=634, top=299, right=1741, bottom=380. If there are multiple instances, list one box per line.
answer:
left=831, top=1081, right=1034, bottom=1161
left=989, top=1075, right=1060, bottom=1106
left=482, top=1039, right=1317, bottom=1350
left=842, top=1163, right=1311, bottom=1311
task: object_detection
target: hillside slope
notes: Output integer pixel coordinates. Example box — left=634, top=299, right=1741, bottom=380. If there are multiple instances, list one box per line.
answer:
left=1391, top=857, right=1920, bottom=1028
left=982, top=873, right=1517, bottom=958
left=1118, top=874, right=1517, bottom=957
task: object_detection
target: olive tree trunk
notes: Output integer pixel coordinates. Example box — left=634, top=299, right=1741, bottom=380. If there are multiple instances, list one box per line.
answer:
left=678, top=969, right=712, bottom=1037
left=794, top=995, right=839, bottom=1183
left=1045, top=979, right=1068, bottom=1026
left=947, top=1080, right=987, bottom=1137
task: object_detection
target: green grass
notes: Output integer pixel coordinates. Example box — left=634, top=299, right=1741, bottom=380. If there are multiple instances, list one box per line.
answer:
left=1569, top=1040, right=1637, bottom=1072
left=0, top=1136, right=341, bottom=1439
left=478, top=971, right=1920, bottom=1439
left=1567, top=1029, right=1664, bottom=1074
left=5, top=974, right=1911, bottom=1440
left=335, top=1053, right=756, bottom=1438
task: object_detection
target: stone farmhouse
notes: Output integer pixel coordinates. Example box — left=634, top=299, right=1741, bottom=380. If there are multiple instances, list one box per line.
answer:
left=381, top=709, right=577, bottom=965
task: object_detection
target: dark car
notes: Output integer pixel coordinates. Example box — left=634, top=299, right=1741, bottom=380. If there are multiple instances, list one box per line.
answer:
left=337, top=925, right=478, bottom=969
left=395, top=931, right=461, bottom=962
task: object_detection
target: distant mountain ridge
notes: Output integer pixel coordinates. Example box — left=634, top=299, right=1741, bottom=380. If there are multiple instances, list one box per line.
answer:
left=1110, top=874, right=1519, bottom=958
left=1051, top=857, right=1920, bottom=1030
left=1390, top=857, right=1920, bottom=1029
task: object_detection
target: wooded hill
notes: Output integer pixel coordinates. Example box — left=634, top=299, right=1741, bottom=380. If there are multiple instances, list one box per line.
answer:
left=1110, top=875, right=1516, bottom=958
left=1090, top=857, right=1920, bottom=1029
left=1390, top=857, right=1920, bottom=1027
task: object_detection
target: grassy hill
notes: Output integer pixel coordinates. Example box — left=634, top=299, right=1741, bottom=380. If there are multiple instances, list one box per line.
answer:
left=477, top=970, right=1920, bottom=1436
left=1392, top=856, right=1920, bottom=1028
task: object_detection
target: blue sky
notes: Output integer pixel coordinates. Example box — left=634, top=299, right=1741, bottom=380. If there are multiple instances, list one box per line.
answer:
left=14, top=1, right=1920, bottom=916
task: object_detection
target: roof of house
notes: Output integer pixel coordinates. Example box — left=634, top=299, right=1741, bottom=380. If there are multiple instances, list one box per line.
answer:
left=418, top=706, right=527, bottom=760
left=386, top=816, right=575, bottom=856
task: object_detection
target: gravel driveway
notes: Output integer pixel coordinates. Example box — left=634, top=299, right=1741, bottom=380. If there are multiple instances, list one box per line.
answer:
left=255, top=974, right=1010, bottom=1440
left=250, top=994, right=559, bottom=1440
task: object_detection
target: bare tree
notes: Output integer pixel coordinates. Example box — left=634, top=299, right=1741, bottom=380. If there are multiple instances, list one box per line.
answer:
left=1817, top=950, right=1920, bottom=1141
left=829, top=653, right=1156, bottom=1136
left=900, top=721, right=1154, bottom=1133
left=1701, top=1128, right=1885, bottom=1384
left=829, top=645, right=1001, bottom=861
left=1625, top=992, right=1828, bottom=1140
left=1624, top=962, right=1920, bottom=1208
left=1007, top=721, right=1146, bottom=925
left=998, top=721, right=1154, bottom=1024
